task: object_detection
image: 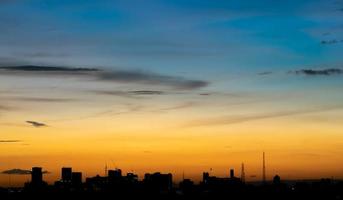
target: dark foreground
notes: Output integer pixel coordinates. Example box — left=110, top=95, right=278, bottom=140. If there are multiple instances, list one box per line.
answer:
left=1, top=179, right=343, bottom=200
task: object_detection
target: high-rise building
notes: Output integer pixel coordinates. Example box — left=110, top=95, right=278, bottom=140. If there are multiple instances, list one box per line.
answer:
left=241, top=163, right=245, bottom=183
left=72, top=172, right=82, bottom=186
left=62, top=167, right=72, bottom=182
left=31, top=167, right=43, bottom=184
left=230, top=169, right=235, bottom=178
left=262, top=152, right=266, bottom=183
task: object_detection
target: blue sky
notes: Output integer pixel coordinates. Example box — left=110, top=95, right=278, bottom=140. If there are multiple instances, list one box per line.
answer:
left=0, top=0, right=343, bottom=121
left=1, top=0, right=342, bottom=76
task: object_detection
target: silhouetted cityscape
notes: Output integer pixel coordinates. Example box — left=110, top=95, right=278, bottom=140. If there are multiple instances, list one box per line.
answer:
left=1, top=165, right=342, bottom=200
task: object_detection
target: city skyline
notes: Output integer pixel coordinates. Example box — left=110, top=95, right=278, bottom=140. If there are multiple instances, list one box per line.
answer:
left=1, top=0, right=343, bottom=187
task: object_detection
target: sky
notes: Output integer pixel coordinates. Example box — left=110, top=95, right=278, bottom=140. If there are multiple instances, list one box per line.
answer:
left=1, top=0, right=343, bottom=186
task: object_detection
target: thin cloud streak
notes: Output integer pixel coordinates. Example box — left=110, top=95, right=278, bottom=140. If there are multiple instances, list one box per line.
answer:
left=185, top=105, right=343, bottom=127
left=2, top=169, right=31, bottom=175
left=2, top=169, right=50, bottom=175
left=0, top=65, right=209, bottom=90
left=4, top=97, right=76, bottom=103
left=26, top=121, right=47, bottom=128
left=93, top=90, right=165, bottom=98
left=291, top=68, right=343, bottom=76
left=0, top=140, right=21, bottom=143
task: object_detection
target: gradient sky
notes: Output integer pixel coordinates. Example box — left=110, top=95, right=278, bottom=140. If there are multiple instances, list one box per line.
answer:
left=1, top=0, right=343, bottom=186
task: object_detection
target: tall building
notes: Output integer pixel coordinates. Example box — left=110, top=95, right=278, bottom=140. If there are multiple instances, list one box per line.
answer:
left=262, top=152, right=266, bottom=183
left=72, top=172, right=82, bottom=186
left=31, top=167, right=43, bottom=185
left=62, top=167, right=72, bottom=182
left=230, top=169, right=235, bottom=179
left=241, top=163, right=245, bottom=183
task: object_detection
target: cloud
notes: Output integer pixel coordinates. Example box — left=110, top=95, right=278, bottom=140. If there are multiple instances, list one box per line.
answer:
left=0, top=105, right=11, bottom=110
left=159, top=102, right=195, bottom=111
left=92, top=90, right=164, bottom=99
left=2, top=169, right=31, bottom=175
left=97, top=70, right=208, bottom=90
left=291, top=68, right=343, bottom=76
left=0, top=65, right=99, bottom=72
left=0, top=65, right=209, bottom=90
left=321, top=39, right=343, bottom=45
left=258, top=71, right=273, bottom=75
left=26, top=121, right=47, bottom=128
left=128, top=90, right=164, bottom=95
left=6, top=97, right=76, bottom=103
left=0, top=140, right=21, bottom=143
left=2, top=169, right=50, bottom=175
left=185, top=105, right=343, bottom=127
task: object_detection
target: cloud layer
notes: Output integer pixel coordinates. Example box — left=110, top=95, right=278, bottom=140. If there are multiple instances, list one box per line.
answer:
left=2, top=169, right=50, bottom=175
left=292, top=68, right=343, bottom=76
left=26, top=121, right=47, bottom=128
left=186, top=105, right=343, bottom=127
left=0, top=140, right=21, bottom=143
left=2, top=169, right=31, bottom=175
left=0, top=65, right=209, bottom=90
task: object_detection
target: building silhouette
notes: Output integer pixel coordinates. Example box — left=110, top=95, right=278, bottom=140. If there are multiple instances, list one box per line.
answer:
left=31, top=167, right=43, bottom=185
left=72, top=172, right=82, bottom=187
left=61, top=167, right=72, bottom=183
left=4, top=165, right=341, bottom=200
left=144, top=172, right=173, bottom=192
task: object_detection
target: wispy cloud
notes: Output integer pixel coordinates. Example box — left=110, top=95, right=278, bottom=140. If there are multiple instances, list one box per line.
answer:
left=0, top=65, right=209, bottom=90
left=0, top=105, right=11, bottom=111
left=26, top=121, right=47, bottom=128
left=291, top=68, right=343, bottom=76
left=128, top=90, right=164, bottom=95
left=5, top=97, right=76, bottom=103
left=321, top=39, right=343, bottom=45
left=2, top=169, right=31, bottom=175
left=0, top=140, right=21, bottom=143
left=159, top=102, right=195, bottom=111
left=96, top=70, right=208, bottom=90
left=0, top=65, right=98, bottom=72
left=94, top=90, right=165, bottom=97
left=185, top=105, right=343, bottom=127
left=2, top=169, right=50, bottom=175
left=258, top=71, right=273, bottom=75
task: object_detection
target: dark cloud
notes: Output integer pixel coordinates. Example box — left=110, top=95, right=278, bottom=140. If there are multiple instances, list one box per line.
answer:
left=97, top=70, right=208, bottom=90
left=0, top=65, right=99, bottom=72
left=185, top=105, right=343, bottom=127
left=92, top=90, right=164, bottom=99
left=292, top=68, right=343, bottom=76
left=0, top=140, right=21, bottom=143
left=2, top=169, right=50, bottom=175
left=0, top=65, right=209, bottom=90
left=321, top=39, right=343, bottom=45
left=26, top=121, right=47, bottom=128
left=128, top=90, right=164, bottom=95
left=258, top=71, right=273, bottom=75
left=2, top=169, right=31, bottom=175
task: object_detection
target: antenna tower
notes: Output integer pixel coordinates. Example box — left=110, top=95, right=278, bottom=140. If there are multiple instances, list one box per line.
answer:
left=262, top=152, right=266, bottom=183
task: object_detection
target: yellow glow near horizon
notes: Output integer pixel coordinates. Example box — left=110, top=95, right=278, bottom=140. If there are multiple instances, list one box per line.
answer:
left=2, top=111, right=343, bottom=186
